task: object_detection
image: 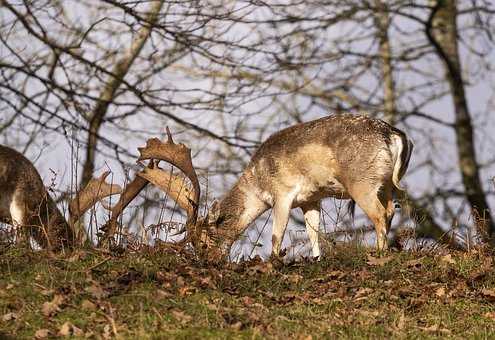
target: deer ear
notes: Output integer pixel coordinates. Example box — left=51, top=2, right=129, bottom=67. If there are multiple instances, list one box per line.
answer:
left=208, top=200, right=220, bottom=224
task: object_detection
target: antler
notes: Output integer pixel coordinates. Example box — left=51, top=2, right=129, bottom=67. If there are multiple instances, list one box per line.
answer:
left=99, top=165, right=151, bottom=243
left=69, top=171, right=122, bottom=226
left=137, top=127, right=201, bottom=226
left=98, top=128, right=200, bottom=245
left=137, top=167, right=195, bottom=217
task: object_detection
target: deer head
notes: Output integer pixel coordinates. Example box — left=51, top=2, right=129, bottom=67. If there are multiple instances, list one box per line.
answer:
left=99, top=128, right=202, bottom=247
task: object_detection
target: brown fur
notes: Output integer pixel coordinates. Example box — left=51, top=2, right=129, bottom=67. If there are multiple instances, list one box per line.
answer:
left=208, top=114, right=413, bottom=256
left=0, top=145, right=73, bottom=250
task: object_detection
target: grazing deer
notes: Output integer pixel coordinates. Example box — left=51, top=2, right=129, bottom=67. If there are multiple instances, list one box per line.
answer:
left=104, top=113, right=413, bottom=258
left=0, top=145, right=121, bottom=251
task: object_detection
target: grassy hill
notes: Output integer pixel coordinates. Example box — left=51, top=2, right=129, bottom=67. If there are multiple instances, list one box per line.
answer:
left=1, top=243, right=495, bottom=339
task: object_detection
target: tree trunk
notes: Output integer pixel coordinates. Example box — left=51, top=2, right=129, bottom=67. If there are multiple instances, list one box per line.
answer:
left=80, top=0, right=165, bottom=188
left=373, top=0, right=397, bottom=125
left=374, top=1, right=450, bottom=245
left=426, top=0, right=494, bottom=242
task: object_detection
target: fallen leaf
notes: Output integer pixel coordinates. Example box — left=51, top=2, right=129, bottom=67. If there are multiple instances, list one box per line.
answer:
left=102, top=324, right=112, bottom=339
left=58, top=321, right=84, bottom=336
left=359, top=310, right=379, bottom=318
left=156, top=289, right=173, bottom=299
left=67, top=250, right=87, bottom=263
left=405, top=258, right=424, bottom=268
left=86, top=282, right=108, bottom=299
left=328, top=270, right=345, bottom=279
left=2, top=312, right=18, bottom=321
left=367, top=255, right=393, bottom=266
left=484, top=312, right=495, bottom=321
left=481, top=288, right=495, bottom=300
left=230, top=321, right=243, bottom=331
left=249, top=262, right=274, bottom=274
left=242, top=296, right=254, bottom=306
left=354, top=287, right=373, bottom=300
left=435, top=287, right=446, bottom=297
left=73, top=325, right=84, bottom=336
left=440, top=254, right=456, bottom=265
left=395, top=312, right=406, bottom=330
left=199, top=276, right=217, bottom=289
left=176, top=276, right=185, bottom=287
left=34, top=329, right=50, bottom=339
left=42, top=294, right=64, bottom=317
left=39, top=288, right=54, bottom=296
left=409, top=296, right=427, bottom=307
left=311, top=297, right=326, bottom=305
left=178, top=286, right=195, bottom=296
left=287, top=274, right=304, bottom=284
left=172, top=310, right=192, bottom=324
left=470, top=269, right=488, bottom=282
left=81, top=299, right=97, bottom=311
left=419, top=324, right=451, bottom=334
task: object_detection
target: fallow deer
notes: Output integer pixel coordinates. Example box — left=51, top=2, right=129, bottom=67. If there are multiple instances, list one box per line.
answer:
left=0, top=145, right=121, bottom=250
left=104, top=113, right=414, bottom=259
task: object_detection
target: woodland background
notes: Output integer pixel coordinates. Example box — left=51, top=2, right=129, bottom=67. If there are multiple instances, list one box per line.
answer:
left=1, top=0, right=495, bottom=256
left=3, top=1, right=495, bottom=338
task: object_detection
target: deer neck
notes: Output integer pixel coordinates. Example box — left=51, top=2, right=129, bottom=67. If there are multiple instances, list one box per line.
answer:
left=215, top=177, right=268, bottom=246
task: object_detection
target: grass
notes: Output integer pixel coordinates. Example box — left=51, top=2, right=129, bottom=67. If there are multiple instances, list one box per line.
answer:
left=1, top=243, right=495, bottom=339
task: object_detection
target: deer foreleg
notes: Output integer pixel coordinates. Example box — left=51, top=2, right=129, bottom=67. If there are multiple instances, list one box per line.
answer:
left=9, top=195, right=29, bottom=246
left=271, top=196, right=294, bottom=257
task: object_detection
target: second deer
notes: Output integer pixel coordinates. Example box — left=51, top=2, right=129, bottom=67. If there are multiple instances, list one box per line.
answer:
left=0, top=145, right=121, bottom=250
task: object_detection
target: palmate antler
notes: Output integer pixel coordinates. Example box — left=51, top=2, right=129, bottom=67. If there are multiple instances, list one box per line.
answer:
left=98, top=169, right=150, bottom=244
left=137, top=127, right=200, bottom=226
left=69, top=171, right=122, bottom=227
left=99, top=127, right=201, bottom=245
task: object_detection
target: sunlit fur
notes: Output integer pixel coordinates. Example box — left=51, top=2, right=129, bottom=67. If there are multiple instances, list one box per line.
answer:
left=207, top=114, right=413, bottom=257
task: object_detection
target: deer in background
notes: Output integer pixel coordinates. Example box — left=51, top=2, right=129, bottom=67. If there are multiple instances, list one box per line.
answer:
left=105, top=113, right=414, bottom=259
left=0, top=145, right=121, bottom=251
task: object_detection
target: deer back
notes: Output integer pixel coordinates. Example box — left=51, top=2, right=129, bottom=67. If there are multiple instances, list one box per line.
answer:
left=242, top=114, right=410, bottom=200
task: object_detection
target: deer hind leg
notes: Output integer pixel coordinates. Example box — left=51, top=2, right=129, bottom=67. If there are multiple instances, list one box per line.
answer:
left=300, top=201, right=321, bottom=259
left=351, top=183, right=394, bottom=252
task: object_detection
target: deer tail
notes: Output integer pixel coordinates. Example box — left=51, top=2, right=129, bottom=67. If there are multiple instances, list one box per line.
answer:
left=391, top=132, right=413, bottom=192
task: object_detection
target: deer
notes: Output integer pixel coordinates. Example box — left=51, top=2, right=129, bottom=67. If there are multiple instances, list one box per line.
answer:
left=0, top=145, right=122, bottom=251
left=102, top=113, right=414, bottom=259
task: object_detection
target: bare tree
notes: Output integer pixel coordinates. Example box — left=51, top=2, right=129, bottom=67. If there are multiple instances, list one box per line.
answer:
left=426, top=0, right=494, bottom=241
left=81, top=0, right=165, bottom=188
left=1, top=0, right=494, bottom=252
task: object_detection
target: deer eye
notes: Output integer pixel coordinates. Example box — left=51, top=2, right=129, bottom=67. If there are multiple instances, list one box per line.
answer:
left=215, top=215, right=226, bottom=227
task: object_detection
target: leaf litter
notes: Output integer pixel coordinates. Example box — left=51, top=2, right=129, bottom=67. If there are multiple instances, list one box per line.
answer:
left=1, top=246, right=495, bottom=338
